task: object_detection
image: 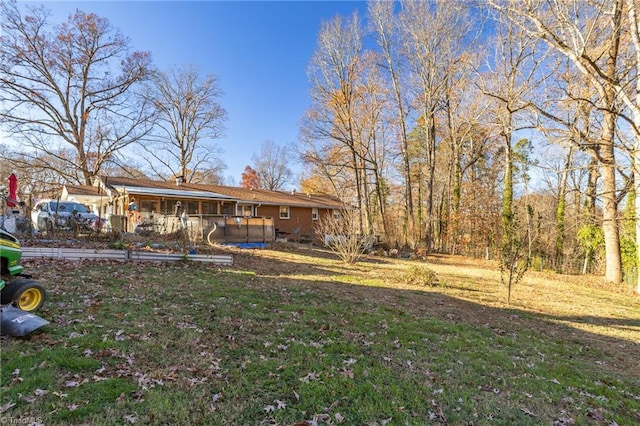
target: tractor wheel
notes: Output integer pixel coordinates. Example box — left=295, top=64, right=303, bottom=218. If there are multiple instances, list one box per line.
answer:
left=1, top=278, right=46, bottom=312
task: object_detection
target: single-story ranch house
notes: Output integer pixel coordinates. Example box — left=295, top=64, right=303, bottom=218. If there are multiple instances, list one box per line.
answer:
left=60, top=176, right=346, bottom=244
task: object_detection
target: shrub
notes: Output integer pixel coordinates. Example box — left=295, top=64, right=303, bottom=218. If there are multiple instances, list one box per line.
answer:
left=403, top=265, right=439, bottom=287
left=315, top=208, right=366, bottom=264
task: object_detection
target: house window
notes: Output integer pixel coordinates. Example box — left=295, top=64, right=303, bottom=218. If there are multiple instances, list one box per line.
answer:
left=221, top=203, right=234, bottom=216
left=312, top=208, right=319, bottom=221
left=333, top=209, right=342, bottom=220
left=140, top=199, right=157, bottom=213
left=238, top=204, right=253, bottom=217
left=160, top=199, right=172, bottom=215
left=279, top=206, right=290, bottom=219
left=201, top=202, right=218, bottom=215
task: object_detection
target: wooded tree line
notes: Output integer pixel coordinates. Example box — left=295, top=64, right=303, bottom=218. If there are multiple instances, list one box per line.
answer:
left=299, top=0, right=640, bottom=292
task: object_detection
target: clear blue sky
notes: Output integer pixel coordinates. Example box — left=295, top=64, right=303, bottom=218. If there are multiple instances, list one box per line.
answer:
left=41, top=0, right=367, bottom=185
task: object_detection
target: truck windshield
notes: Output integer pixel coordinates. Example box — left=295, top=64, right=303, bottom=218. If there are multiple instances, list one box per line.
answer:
left=50, top=202, right=90, bottom=213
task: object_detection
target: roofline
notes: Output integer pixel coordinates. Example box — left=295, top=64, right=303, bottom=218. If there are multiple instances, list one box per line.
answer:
left=116, top=185, right=236, bottom=200
left=67, top=178, right=347, bottom=209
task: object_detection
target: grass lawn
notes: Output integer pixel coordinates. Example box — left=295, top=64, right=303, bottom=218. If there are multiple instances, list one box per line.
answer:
left=1, top=245, right=639, bottom=425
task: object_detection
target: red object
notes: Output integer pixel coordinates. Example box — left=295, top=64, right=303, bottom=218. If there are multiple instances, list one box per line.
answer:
left=7, top=173, right=17, bottom=207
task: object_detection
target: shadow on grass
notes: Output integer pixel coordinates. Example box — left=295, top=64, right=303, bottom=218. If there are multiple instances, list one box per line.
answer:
left=5, top=248, right=639, bottom=425
left=224, top=249, right=640, bottom=378
left=20, top=247, right=640, bottom=377
left=535, top=314, right=640, bottom=331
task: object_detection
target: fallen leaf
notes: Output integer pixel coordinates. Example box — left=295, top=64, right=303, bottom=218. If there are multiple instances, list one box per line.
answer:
left=343, top=358, right=357, bottom=366
left=586, top=407, right=606, bottom=421
left=275, top=399, right=286, bottom=409
left=264, top=404, right=275, bottom=413
left=0, top=401, right=16, bottom=413
left=124, top=414, right=137, bottom=424
left=19, top=394, right=37, bottom=403
left=299, top=372, right=320, bottom=383
left=520, top=407, right=536, bottom=417
left=340, top=368, right=354, bottom=379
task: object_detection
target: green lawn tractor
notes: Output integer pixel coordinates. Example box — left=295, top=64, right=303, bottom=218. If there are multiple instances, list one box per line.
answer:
left=1, top=228, right=49, bottom=336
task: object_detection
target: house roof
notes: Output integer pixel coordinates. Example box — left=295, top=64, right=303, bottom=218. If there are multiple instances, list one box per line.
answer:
left=64, top=184, right=104, bottom=196
left=89, top=176, right=345, bottom=209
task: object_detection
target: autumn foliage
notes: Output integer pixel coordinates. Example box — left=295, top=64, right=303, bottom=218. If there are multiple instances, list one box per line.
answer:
left=241, top=165, right=260, bottom=189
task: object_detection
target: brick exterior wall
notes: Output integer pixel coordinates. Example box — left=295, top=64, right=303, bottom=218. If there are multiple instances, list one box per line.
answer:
left=257, top=205, right=335, bottom=242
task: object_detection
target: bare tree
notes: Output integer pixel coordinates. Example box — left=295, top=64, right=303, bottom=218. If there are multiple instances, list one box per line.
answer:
left=438, top=44, right=495, bottom=254
left=532, top=60, right=608, bottom=274
left=301, top=16, right=397, bottom=245
left=301, top=12, right=366, bottom=234
left=0, top=148, right=65, bottom=204
left=368, top=0, right=416, bottom=244
left=142, top=64, right=227, bottom=183
left=489, top=0, right=634, bottom=287
left=476, top=10, right=546, bottom=286
left=399, top=1, right=476, bottom=250
left=0, top=1, right=154, bottom=186
left=252, top=140, right=293, bottom=190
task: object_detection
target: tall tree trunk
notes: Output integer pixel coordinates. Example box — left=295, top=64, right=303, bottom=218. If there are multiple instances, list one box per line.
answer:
left=628, top=0, right=640, bottom=293
left=361, top=160, right=374, bottom=236
left=600, top=115, right=622, bottom=283
left=601, top=0, right=623, bottom=283
left=555, top=147, right=572, bottom=273
left=350, top=143, right=364, bottom=236
left=372, top=167, right=389, bottom=240
left=502, top=138, right=514, bottom=244
left=368, top=1, right=415, bottom=246
left=425, top=108, right=437, bottom=251
left=502, top=134, right=515, bottom=304
left=633, top=127, right=640, bottom=292
left=583, top=157, right=599, bottom=274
